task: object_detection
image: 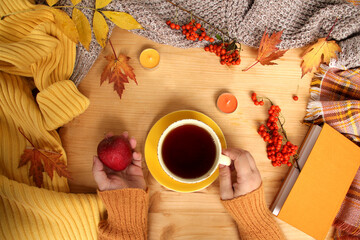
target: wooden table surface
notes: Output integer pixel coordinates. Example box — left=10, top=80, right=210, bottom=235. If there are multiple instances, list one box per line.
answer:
left=59, top=28, right=334, bottom=239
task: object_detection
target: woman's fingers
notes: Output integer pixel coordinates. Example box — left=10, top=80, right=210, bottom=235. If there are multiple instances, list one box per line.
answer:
left=219, top=165, right=234, bottom=200
left=129, top=137, right=137, bottom=149
left=92, top=156, right=109, bottom=190
left=105, top=132, right=114, bottom=138
left=132, top=152, right=142, bottom=168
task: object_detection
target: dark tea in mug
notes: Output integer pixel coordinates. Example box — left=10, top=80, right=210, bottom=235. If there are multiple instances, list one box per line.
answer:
left=161, top=124, right=216, bottom=179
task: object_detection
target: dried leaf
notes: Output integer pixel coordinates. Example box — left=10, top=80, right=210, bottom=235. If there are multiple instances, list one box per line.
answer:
left=226, top=40, right=237, bottom=52
left=72, top=8, right=92, bottom=50
left=51, top=8, right=79, bottom=43
left=101, top=53, right=137, bottom=99
left=18, top=128, right=71, bottom=188
left=102, top=11, right=142, bottom=30
left=46, top=0, right=59, bottom=6
left=93, top=11, right=109, bottom=48
left=96, top=0, right=113, bottom=9
left=243, top=30, right=287, bottom=71
left=259, top=50, right=287, bottom=65
left=347, top=0, right=359, bottom=6
left=71, top=0, right=82, bottom=5
left=300, top=38, right=341, bottom=77
left=41, top=150, right=70, bottom=180
left=19, top=148, right=70, bottom=188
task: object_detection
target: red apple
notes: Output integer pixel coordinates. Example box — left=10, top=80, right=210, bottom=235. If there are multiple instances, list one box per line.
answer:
left=97, top=135, right=133, bottom=171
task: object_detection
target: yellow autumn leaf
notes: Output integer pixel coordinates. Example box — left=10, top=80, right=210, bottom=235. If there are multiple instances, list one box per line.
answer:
left=71, top=0, right=82, bottom=5
left=301, top=38, right=341, bottom=77
left=93, top=11, right=109, bottom=48
left=51, top=8, right=79, bottom=43
left=46, top=0, right=59, bottom=6
left=72, top=8, right=92, bottom=51
left=102, top=11, right=142, bottom=30
left=96, top=0, right=113, bottom=9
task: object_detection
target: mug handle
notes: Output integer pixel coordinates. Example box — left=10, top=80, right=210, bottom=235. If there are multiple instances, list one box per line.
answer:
left=219, top=154, right=231, bottom=166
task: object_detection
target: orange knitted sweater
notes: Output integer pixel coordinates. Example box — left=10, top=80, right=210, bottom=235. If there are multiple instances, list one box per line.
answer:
left=97, top=185, right=284, bottom=240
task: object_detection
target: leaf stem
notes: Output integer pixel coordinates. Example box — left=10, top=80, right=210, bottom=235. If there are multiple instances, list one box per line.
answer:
left=53, top=5, right=96, bottom=11
left=1, top=8, right=37, bottom=20
left=164, top=0, right=233, bottom=41
left=108, top=39, right=117, bottom=59
left=0, top=4, right=97, bottom=20
left=242, top=61, right=259, bottom=72
left=18, top=128, right=35, bottom=148
left=325, top=17, right=338, bottom=41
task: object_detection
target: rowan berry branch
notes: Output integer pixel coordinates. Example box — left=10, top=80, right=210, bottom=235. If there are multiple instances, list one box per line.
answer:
left=259, top=96, right=289, bottom=141
left=252, top=93, right=300, bottom=169
left=277, top=114, right=289, bottom=141
left=293, top=154, right=301, bottom=172
left=165, top=0, right=235, bottom=41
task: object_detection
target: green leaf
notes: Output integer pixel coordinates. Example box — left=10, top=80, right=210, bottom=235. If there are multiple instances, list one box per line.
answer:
left=93, top=11, right=109, bottom=48
left=46, top=0, right=59, bottom=6
left=96, top=0, right=113, bottom=9
left=72, top=8, right=92, bottom=50
left=226, top=40, right=236, bottom=52
left=102, top=11, right=142, bottom=30
left=71, top=0, right=82, bottom=5
left=215, top=34, right=222, bottom=41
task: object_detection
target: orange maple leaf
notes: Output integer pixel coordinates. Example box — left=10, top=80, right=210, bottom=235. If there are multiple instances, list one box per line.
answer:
left=100, top=43, right=137, bottom=99
left=18, top=128, right=71, bottom=188
left=243, top=30, right=287, bottom=71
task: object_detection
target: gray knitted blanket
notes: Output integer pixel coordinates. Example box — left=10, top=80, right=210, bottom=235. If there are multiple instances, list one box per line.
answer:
left=50, top=0, right=360, bottom=85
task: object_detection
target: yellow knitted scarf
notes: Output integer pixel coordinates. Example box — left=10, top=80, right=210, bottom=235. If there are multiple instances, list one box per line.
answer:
left=0, top=0, right=104, bottom=239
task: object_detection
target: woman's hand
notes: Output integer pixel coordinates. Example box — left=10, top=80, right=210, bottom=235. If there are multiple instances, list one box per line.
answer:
left=219, top=148, right=262, bottom=200
left=92, top=132, right=147, bottom=191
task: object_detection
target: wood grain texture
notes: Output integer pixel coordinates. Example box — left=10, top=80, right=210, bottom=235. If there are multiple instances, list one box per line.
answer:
left=60, top=28, right=333, bottom=239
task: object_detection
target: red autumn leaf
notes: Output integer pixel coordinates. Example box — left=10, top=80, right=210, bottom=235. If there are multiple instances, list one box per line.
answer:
left=243, top=30, right=287, bottom=71
left=101, top=51, right=137, bottom=99
left=18, top=128, right=71, bottom=188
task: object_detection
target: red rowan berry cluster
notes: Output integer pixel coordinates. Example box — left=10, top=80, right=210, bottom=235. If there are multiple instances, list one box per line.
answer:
left=252, top=93, right=299, bottom=167
left=166, top=19, right=214, bottom=42
left=251, top=92, right=264, bottom=105
left=204, top=43, right=241, bottom=66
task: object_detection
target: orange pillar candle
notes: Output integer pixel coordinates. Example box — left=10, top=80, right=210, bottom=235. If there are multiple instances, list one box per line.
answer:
left=217, top=93, right=238, bottom=113
left=139, top=48, right=160, bottom=69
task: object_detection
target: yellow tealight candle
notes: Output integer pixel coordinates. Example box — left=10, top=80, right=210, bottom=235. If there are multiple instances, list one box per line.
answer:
left=139, top=48, right=160, bottom=69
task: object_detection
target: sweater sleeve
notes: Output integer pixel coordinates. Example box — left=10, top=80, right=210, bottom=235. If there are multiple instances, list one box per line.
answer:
left=221, top=185, right=285, bottom=240
left=97, top=188, right=149, bottom=240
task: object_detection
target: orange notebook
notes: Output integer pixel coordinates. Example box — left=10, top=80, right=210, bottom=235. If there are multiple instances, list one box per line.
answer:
left=271, top=123, right=360, bottom=240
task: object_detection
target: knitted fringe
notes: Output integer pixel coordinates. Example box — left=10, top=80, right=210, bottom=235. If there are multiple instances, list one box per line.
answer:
left=305, top=101, right=324, bottom=121
left=329, top=58, right=348, bottom=71
left=333, top=219, right=360, bottom=236
left=304, top=64, right=330, bottom=122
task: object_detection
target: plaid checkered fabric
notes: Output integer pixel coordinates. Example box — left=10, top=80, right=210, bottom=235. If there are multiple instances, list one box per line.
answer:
left=304, top=65, right=360, bottom=239
left=305, top=66, right=360, bottom=143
